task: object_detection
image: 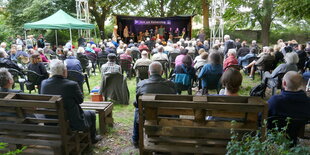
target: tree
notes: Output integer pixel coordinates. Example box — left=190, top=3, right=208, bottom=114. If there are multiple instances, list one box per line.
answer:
left=276, top=0, right=310, bottom=22
left=201, top=0, right=210, bottom=29
left=89, top=0, right=139, bottom=39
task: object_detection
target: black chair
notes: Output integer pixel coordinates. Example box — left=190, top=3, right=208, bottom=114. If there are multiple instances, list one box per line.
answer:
left=171, top=73, right=193, bottom=95
left=154, top=60, right=169, bottom=79
left=25, top=70, right=45, bottom=94
left=119, top=59, right=133, bottom=79
left=168, top=53, right=179, bottom=69
left=242, top=56, right=257, bottom=74
left=257, top=59, right=274, bottom=80
left=77, top=54, right=91, bottom=77
left=97, top=56, right=108, bottom=71
left=131, top=50, right=141, bottom=62
left=266, top=72, right=286, bottom=95
left=267, top=116, right=309, bottom=145
left=188, top=53, right=196, bottom=60
left=67, top=70, right=90, bottom=93
left=135, top=65, right=149, bottom=83
left=8, top=68, right=25, bottom=92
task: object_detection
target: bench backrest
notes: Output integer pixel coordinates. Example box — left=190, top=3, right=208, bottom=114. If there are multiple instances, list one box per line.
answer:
left=0, top=92, right=71, bottom=154
left=138, top=94, right=268, bottom=154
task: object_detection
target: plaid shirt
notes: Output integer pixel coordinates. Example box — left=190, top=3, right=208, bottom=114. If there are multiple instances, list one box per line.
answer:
left=101, top=62, right=121, bottom=74
left=120, top=53, right=133, bottom=69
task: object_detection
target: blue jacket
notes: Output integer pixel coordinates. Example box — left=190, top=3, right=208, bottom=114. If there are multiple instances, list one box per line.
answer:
left=268, top=90, right=310, bottom=118
left=198, top=63, right=223, bottom=88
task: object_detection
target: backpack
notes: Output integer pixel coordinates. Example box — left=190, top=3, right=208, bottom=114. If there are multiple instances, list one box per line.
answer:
left=173, top=65, right=191, bottom=86
left=250, top=83, right=266, bottom=98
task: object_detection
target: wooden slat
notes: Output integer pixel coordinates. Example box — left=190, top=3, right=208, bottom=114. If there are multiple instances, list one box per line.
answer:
left=207, top=96, right=249, bottom=103
left=4, top=93, right=16, bottom=99
left=81, top=103, right=110, bottom=107
left=79, top=106, right=108, bottom=110
left=144, top=125, right=255, bottom=139
left=23, top=109, right=58, bottom=115
left=25, top=117, right=59, bottom=124
left=0, top=100, right=56, bottom=108
left=0, top=131, right=61, bottom=139
left=144, top=144, right=226, bottom=154
left=0, top=123, right=60, bottom=133
left=0, top=137, right=61, bottom=147
left=157, top=119, right=258, bottom=129
left=82, top=101, right=111, bottom=104
left=20, top=148, right=55, bottom=155
left=148, top=137, right=228, bottom=146
left=158, top=108, right=194, bottom=115
left=14, top=94, right=60, bottom=101
left=143, top=101, right=265, bottom=112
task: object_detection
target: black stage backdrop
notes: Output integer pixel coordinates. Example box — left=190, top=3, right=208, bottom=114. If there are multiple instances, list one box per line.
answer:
left=115, top=15, right=193, bottom=41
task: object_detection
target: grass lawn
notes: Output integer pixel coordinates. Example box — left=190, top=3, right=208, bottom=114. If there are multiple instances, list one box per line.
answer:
left=82, top=69, right=264, bottom=154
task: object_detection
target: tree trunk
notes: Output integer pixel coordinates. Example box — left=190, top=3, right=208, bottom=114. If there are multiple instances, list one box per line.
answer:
left=89, top=0, right=108, bottom=39
left=202, top=0, right=209, bottom=29
left=260, top=0, right=273, bottom=46
left=160, top=0, right=164, bottom=17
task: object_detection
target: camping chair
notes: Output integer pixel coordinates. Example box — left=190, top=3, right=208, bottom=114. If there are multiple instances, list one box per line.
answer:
left=97, top=56, right=108, bottom=71
left=168, top=52, right=179, bottom=69
left=267, top=116, right=309, bottom=145
left=119, top=59, right=133, bottom=79
left=199, top=72, right=222, bottom=94
left=266, top=72, right=286, bottom=95
left=25, top=70, right=46, bottom=94
left=8, top=68, right=25, bottom=92
left=131, top=50, right=141, bottom=62
left=135, top=65, right=149, bottom=83
left=154, top=60, right=169, bottom=79
left=67, top=70, right=90, bottom=93
left=171, top=73, right=193, bottom=95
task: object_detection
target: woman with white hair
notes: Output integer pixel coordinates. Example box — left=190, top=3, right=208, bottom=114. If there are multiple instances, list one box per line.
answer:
left=223, top=49, right=238, bottom=71
left=263, top=52, right=299, bottom=87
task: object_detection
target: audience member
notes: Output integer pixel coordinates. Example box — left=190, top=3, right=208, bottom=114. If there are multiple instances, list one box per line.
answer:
left=194, top=52, right=208, bottom=69
left=223, top=35, right=235, bottom=56
left=174, top=55, right=195, bottom=94
left=152, top=45, right=168, bottom=61
left=37, top=48, right=49, bottom=63
left=0, top=49, right=23, bottom=71
left=223, top=49, right=238, bottom=70
left=41, top=60, right=101, bottom=143
left=175, top=49, right=189, bottom=67
left=101, top=53, right=121, bottom=74
left=268, top=71, right=310, bottom=118
left=132, top=62, right=177, bottom=147
left=219, top=67, right=243, bottom=96
left=120, top=48, right=133, bottom=74
left=0, top=68, right=22, bottom=93
left=65, top=52, right=82, bottom=72
left=133, top=51, right=152, bottom=69
left=237, top=41, right=250, bottom=58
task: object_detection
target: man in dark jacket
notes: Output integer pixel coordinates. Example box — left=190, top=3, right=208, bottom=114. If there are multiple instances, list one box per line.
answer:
left=223, top=35, right=236, bottom=56
left=41, top=59, right=101, bottom=143
left=268, top=71, right=310, bottom=118
left=0, top=68, right=22, bottom=93
left=0, top=49, right=23, bottom=72
left=132, top=61, right=177, bottom=147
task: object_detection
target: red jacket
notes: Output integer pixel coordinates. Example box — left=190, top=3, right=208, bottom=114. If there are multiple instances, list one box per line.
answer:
left=223, top=55, right=238, bottom=70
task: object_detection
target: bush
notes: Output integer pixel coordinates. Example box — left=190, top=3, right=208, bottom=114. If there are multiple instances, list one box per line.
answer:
left=0, top=143, right=26, bottom=155
left=227, top=120, right=310, bottom=154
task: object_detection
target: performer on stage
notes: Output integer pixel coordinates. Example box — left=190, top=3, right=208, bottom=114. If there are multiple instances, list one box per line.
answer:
left=112, top=25, right=119, bottom=41
left=144, top=30, right=150, bottom=38
left=138, top=32, right=144, bottom=42
left=123, top=26, right=129, bottom=43
left=154, top=26, right=159, bottom=36
left=158, top=25, right=165, bottom=39
left=182, top=28, right=186, bottom=39
left=174, top=28, right=180, bottom=37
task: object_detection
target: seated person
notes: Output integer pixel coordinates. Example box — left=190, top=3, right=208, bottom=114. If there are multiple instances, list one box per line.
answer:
left=175, top=49, right=189, bottom=67
left=244, top=46, right=275, bottom=78
left=0, top=49, right=23, bottom=72
left=38, top=48, right=49, bottom=63
left=41, top=60, right=101, bottom=143
left=198, top=52, right=223, bottom=94
left=268, top=71, right=310, bottom=118
left=132, top=61, right=177, bottom=148
left=28, top=54, right=49, bottom=79
left=223, top=49, right=238, bottom=71
left=120, top=48, right=133, bottom=73
left=0, top=67, right=22, bottom=93
left=101, top=53, right=121, bottom=74
left=194, top=52, right=208, bottom=70
left=76, top=47, right=91, bottom=72
left=173, top=55, right=195, bottom=94
left=263, top=52, right=299, bottom=87
left=65, top=52, right=83, bottom=72
left=219, top=67, right=243, bottom=96
left=133, top=51, right=152, bottom=69
left=237, top=41, right=250, bottom=58
left=152, top=45, right=168, bottom=61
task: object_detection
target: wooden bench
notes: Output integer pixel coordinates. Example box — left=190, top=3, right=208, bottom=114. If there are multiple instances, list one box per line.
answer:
left=0, top=92, right=91, bottom=155
left=81, top=101, right=113, bottom=134
left=138, top=94, right=268, bottom=154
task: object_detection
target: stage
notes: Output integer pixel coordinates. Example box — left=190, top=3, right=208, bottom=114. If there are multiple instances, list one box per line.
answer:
left=114, top=15, right=194, bottom=42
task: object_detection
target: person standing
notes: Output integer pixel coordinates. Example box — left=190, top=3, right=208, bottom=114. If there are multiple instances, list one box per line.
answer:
left=78, top=35, right=86, bottom=47
left=123, top=26, right=129, bottom=44
left=37, top=34, right=45, bottom=48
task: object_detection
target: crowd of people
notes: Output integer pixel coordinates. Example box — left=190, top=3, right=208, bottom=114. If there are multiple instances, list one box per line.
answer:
left=0, top=32, right=309, bottom=148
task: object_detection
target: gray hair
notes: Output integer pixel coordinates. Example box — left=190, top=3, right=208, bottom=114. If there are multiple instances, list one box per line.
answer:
left=77, top=47, right=85, bottom=53
left=50, top=59, right=66, bottom=76
left=149, top=61, right=163, bottom=75
left=0, top=68, right=13, bottom=87
left=17, top=45, right=23, bottom=51
left=227, top=49, right=236, bottom=56
left=158, top=45, right=164, bottom=53
left=283, top=71, right=302, bottom=91
left=224, top=35, right=230, bottom=40
left=285, top=52, right=299, bottom=64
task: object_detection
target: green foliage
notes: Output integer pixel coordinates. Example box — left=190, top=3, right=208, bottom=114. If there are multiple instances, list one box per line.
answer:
left=276, top=0, right=310, bottom=21
left=0, top=142, right=26, bottom=155
left=227, top=120, right=310, bottom=154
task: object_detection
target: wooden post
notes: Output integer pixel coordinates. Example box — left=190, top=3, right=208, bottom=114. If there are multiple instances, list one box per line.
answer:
left=55, top=30, right=58, bottom=47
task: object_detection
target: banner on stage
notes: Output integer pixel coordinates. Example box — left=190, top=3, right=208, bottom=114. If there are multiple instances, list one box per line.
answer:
left=134, top=20, right=171, bottom=25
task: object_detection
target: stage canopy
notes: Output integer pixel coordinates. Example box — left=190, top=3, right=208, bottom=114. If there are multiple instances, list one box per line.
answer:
left=115, top=15, right=194, bottom=40
left=24, top=9, right=95, bottom=30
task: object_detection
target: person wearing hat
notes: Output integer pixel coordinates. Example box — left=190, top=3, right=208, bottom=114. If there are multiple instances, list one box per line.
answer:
left=100, top=53, right=121, bottom=74
left=133, top=50, right=152, bottom=69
